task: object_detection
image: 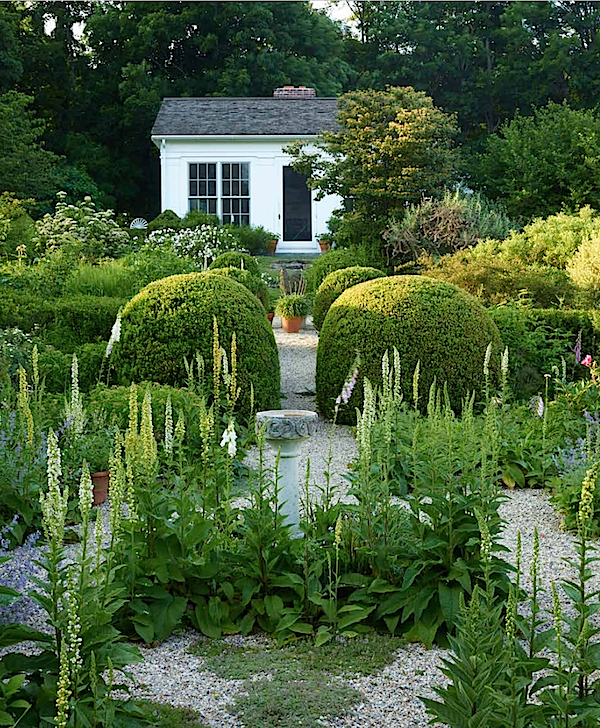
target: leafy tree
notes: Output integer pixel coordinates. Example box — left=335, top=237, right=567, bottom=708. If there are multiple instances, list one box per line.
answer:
left=0, top=3, right=23, bottom=91
left=288, top=86, right=458, bottom=250
left=475, top=101, right=600, bottom=220
left=0, top=91, right=59, bottom=203
left=341, top=1, right=600, bottom=142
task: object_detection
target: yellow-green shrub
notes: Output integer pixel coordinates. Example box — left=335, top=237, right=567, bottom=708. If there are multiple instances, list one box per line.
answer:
left=425, top=253, right=574, bottom=307
left=113, top=272, right=279, bottom=419
left=498, top=206, right=600, bottom=269
left=209, top=266, right=268, bottom=310
left=316, top=275, right=501, bottom=423
left=209, top=251, right=260, bottom=277
left=567, top=232, right=600, bottom=304
left=313, top=266, right=385, bottom=331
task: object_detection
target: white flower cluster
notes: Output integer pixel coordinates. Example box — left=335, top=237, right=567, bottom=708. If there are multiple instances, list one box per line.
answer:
left=105, top=311, right=121, bottom=358
left=220, top=418, right=237, bottom=458
left=148, top=225, right=241, bottom=266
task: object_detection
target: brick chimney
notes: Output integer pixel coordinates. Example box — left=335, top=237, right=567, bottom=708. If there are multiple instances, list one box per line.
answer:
left=273, top=85, right=316, bottom=99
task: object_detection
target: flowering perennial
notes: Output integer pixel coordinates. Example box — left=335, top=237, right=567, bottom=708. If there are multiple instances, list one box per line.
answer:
left=147, top=225, right=239, bottom=266
left=220, top=418, right=237, bottom=458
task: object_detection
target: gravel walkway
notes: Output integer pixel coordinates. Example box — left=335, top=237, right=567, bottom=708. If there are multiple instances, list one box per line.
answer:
left=4, top=321, right=599, bottom=727
left=243, top=316, right=358, bottom=501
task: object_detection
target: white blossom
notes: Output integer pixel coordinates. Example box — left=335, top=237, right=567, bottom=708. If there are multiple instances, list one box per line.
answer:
left=220, top=419, right=237, bottom=458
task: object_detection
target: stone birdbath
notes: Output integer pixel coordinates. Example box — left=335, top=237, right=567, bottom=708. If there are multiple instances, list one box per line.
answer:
left=255, top=409, right=318, bottom=536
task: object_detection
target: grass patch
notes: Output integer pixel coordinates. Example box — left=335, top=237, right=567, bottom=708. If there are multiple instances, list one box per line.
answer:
left=195, top=633, right=405, bottom=679
left=232, top=673, right=361, bottom=728
left=133, top=700, right=210, bottom=727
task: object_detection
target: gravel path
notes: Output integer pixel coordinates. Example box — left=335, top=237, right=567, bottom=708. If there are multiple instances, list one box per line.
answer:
left=243, top=316, right=358, bottom=501
left=4, top=321, right=599, bottom=727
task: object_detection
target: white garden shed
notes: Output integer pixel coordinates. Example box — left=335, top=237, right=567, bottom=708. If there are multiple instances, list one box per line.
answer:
left=151, top=86, right=342, bottom=254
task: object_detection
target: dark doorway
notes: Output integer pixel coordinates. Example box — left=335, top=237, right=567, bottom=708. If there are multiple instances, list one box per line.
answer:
left=283, top=166, right=312, bottom=241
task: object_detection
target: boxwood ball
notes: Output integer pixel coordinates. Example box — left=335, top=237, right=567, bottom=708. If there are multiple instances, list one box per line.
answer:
left=316, top=275, right=501, bottom=423
left=312, top=266, right=386, bottom=331
left=114, top=272, right=280, bottom=419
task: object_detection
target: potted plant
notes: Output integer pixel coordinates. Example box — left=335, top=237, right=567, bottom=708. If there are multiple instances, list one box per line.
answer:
left=266, top=231, right=280, bottom=254
left=79, top=430, right=114, bottom=505
left=317, top=233, right=334, bottom=252
left=275, top=293, right=310, bottom=333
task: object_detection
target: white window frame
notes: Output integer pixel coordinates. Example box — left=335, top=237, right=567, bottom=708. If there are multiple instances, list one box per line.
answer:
left=188, top=161, right=250, bottom=225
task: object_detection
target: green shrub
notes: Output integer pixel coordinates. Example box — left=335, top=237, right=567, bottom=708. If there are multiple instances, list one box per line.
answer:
left=384, top=189, right=516, bottom=265
left=180, top=209, right=220, bottom=229
left=316, top=275, right=501, bottom=423
left=500, top=206, right=600, bottom=269
left=209, top=266, right=268, bottom=310
left=76, top=342, right=108, bottom=390
left=209, top=251, right=260, bottom=277
left=567, top=232, right=600, bottom=304
left=88, top=382, right=213, bottom=459
left=0, top=193, right=35, bottom=261
left=0, top=330, right=108, bottom=392
left=114, top=272, right=280, bottom=419
left=121, top=245, right=202, bottom=291
left=34, top=192, right=131, bottom=262
left=0, top=291, right=124, bottom=351
left=224, top=224, right=273, bottom=255
left=313, top=266, right=385, bottom=331
left=146, top=209, right=181, bottom=232
left=489, top=305, right=600, bottom=399
left=274, top=293, right=310, bottom=318
left=305, top=247, right=368, bottom=292
left=425, top=252, right=575, bottom=307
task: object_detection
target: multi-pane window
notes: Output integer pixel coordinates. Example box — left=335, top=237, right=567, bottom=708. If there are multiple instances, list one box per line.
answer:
left=188, top=162, right=250, bottom=225
left=188, top=163, right=217, bottom=214
left=222, top=163, right=250, bottom=225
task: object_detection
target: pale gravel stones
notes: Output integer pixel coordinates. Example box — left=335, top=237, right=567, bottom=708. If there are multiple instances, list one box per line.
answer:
left=244, top=316, right=358, bottom=502
left=126, top=632, right=245, bottom=728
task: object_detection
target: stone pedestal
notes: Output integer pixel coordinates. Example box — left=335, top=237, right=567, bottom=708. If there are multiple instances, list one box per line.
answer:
left=255, top=409, right=318, bottom=535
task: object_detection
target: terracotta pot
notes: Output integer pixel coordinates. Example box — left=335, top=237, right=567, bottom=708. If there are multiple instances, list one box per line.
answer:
left=281, top=316, right=304, bottom=333
left=267, top=312, right=274, bottom=324
left=91, top=470, right=109, bottom=506
left=266, top=239, right=278, bottom=254
left=319, top=241, right=331, bottom=252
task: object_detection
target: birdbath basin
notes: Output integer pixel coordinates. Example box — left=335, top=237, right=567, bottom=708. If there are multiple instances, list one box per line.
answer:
left=255, top=409, right=318, bottom=535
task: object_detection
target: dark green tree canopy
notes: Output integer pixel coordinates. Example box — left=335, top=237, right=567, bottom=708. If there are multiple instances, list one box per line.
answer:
left=476, top=101, right=600, bottom=220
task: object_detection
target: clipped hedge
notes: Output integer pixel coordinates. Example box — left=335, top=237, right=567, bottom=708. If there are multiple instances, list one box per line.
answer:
left=0, top=291, right=125, bottom=351
left=305, top=247, right=368, bottom=292
left=209, top=251, right=261, bottom=277
left=313, top=266, right=386, bottom=331
left=209, top=267, right=268, bottom=310
left=316, top=275, right=501, bottom=423
left=113, top=272, right=280, bottom=419
left=490, top=306, right=600, bottom=399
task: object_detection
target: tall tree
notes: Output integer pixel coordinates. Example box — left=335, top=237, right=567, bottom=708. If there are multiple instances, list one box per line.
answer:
left=289, top=86, right=458, bottom=254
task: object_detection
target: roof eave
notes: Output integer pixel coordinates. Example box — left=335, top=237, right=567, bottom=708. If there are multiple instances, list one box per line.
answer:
left=151, top=133, right=320, bottom=145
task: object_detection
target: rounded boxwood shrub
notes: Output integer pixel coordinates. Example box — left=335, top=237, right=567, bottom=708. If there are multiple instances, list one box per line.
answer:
left=209, top=251, right=261, bottom=277
left=113, top=272, right=279, bottom=419
left=146, top=209, right=181, bottom=233
left=305, top=247, right=368, bottom=292
left=209, top=267, right=268, bottom=311
left=312, top=266, right=386, bottom=331
left=316, top=275, right=502, bottom=423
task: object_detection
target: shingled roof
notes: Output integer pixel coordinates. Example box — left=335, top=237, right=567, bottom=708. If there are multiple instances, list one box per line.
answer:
left=151, top=97, right=340, bottom=137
